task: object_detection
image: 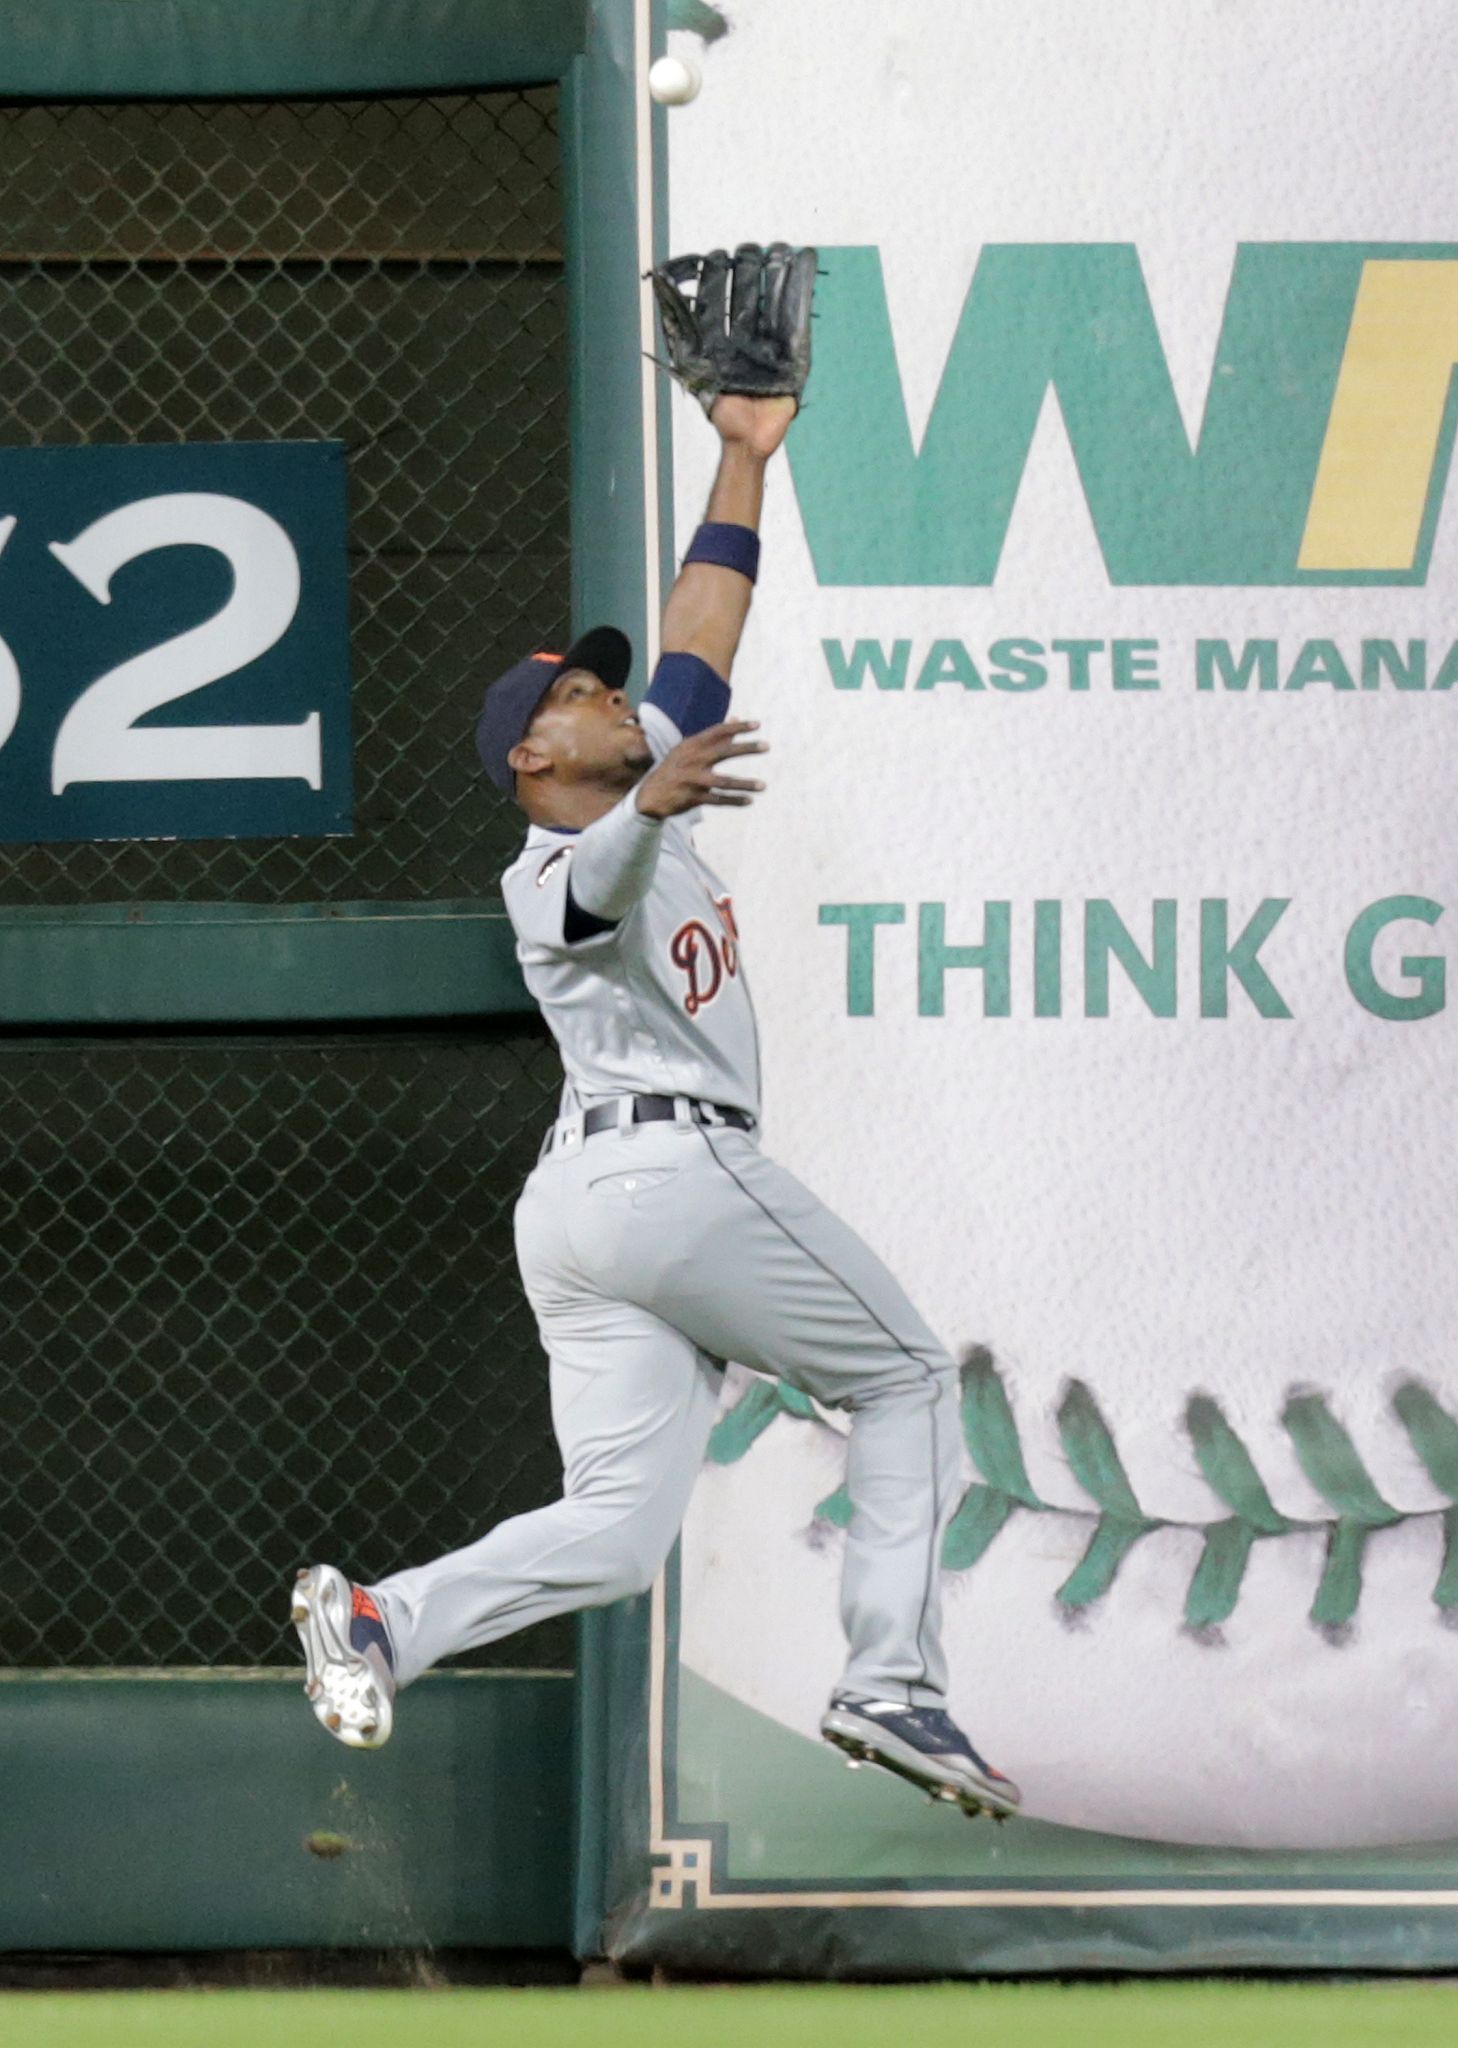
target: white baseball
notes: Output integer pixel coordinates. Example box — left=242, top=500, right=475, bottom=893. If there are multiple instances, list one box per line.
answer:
left=649, top=54, right=703, bottom=105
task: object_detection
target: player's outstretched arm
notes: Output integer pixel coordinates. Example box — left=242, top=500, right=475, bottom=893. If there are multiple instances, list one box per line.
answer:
left=657, top=394, right=795, bottom=686
left=547, top=718, right=769, bottom=943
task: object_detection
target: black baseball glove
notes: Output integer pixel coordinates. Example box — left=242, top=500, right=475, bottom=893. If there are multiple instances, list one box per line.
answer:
left=649, top=242, right=817, bottom=414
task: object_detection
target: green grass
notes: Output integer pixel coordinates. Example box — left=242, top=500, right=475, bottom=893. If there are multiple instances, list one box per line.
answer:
left=1, top=1983, right=1456, bottom=2048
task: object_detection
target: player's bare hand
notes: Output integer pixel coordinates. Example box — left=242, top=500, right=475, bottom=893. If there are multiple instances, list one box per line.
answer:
left=634, top=719, right=768, bottom=820
left=709, top=394, right=797, bottom=459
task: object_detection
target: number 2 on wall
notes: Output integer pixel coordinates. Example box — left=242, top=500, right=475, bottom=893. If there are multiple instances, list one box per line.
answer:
left=0, top=491, right=321, bottom=794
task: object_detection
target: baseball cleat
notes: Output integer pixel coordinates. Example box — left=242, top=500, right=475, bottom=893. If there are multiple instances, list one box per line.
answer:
left=820, top=1693, right=1021, bottom=1820
left=289, top=1564, right=396, bottom=1750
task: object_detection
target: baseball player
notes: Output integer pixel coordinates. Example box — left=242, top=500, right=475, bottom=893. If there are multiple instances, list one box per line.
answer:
left=290, top=246, right=1020, bottom=1822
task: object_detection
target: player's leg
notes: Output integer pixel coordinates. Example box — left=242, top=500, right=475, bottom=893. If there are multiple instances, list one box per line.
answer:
left=368, top=1298, right=720, bottom=1687
left=610, top=1122, right=962, bottom=1695
left=588, top=1118, right=1019, bottom=1814
left=290, top=1146, right=721, bottom=1743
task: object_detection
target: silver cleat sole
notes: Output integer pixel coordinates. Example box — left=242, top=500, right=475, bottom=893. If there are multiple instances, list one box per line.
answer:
left=290, top=1563, right=394, bottom=1751
left=820, top=1706, right=1020, bottom=1821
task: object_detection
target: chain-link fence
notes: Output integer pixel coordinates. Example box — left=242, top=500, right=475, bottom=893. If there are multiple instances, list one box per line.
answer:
left=0, top=89, right=575, bottom=1668
left=0, top=1024, right=565, bottom=1667
left=0, top=88, right=567, bottom=903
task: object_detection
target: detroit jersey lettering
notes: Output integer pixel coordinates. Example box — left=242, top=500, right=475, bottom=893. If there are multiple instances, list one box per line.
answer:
left=501, top=695, right=762, bottom=1119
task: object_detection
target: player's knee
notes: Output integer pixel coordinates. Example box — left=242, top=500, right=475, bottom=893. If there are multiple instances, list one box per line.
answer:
left=589, top=1527, right=664, bottom=1605
left=593, top=1556, right=658, bottom=1605
left=845, top=1345, right=955, bottom=1409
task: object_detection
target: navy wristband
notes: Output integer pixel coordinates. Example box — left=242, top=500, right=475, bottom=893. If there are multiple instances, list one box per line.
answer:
left=645, top=651, right=731, bottom=737
left=683, top=521, right=760, bottom=584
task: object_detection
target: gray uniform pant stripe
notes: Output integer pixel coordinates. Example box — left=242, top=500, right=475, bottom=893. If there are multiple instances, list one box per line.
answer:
left=371, top=1124, right=961, bottom=1703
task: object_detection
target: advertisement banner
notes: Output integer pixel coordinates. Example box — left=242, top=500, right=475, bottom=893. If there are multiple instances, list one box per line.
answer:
left=594, top=0, right=1458, bottom=1972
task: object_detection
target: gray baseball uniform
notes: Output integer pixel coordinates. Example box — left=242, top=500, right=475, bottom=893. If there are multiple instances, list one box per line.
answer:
left=370, top=674, right=961, bottom=1705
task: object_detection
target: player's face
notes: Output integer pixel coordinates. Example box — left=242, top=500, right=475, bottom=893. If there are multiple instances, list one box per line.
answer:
left=526, top=667, right=652, bottom=786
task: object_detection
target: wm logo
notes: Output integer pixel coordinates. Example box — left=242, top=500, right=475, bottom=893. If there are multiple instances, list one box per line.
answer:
left=787, top=246, right=1458, bottom=586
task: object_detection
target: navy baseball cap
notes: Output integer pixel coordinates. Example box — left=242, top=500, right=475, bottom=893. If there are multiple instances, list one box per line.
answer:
left=475, top=625, right=633, bottom=793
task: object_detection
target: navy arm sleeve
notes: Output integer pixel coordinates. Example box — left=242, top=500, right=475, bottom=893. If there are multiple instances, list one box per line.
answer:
left=564, top=882, right=618, bottom=943
left=643, top=650, right=731, bottom=740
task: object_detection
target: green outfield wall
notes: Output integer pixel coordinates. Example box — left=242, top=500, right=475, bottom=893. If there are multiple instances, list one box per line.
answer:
left=0, top=1671, right=572, bottom=1951
left=0, top=0, right=661, bottom=1958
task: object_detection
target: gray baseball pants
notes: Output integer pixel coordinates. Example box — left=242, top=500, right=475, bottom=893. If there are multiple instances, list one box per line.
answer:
left=370, top=1110, right=961, bottom=1704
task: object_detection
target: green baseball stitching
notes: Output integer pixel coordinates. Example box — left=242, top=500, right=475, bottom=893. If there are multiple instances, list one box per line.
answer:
left=705, top=1347, right=1458, bottom=1632
left=667, top=0, right=730, bottom=39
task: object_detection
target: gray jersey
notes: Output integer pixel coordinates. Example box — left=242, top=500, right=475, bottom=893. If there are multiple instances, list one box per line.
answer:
left=501, top=699, right=762, bottom=1119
